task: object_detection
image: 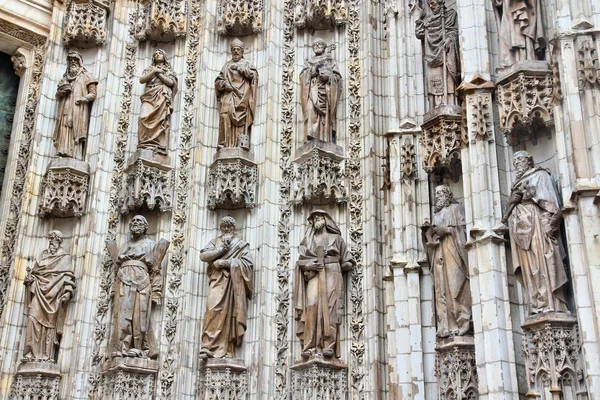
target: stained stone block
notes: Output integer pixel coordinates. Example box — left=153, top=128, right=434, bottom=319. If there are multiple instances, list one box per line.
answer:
left=121, top=150, right=173, bottom=214
left=291, top=357, right=347, bottom=399
left=101, top=358, right=157, bottom=400
left=198, top=358, right=248, bottom=399
left=206, top=148, right=258, bottom=210
left=435, top=336, right=478, bottom=400
left=521, top=312, right=588, bottom=398
left=39, top=158, right=90, bottom=218
left=496, top=60, right=554, bottom=145
left=292, top=139, right=347, bottom=205
left=62, top=0, right=110, bottom=48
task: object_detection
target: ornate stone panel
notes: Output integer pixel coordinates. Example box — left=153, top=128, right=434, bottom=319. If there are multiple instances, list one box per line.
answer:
left=129, top=0, right=187, bottom=42
left=120, top=151, right=173, bottom=213
left=9, top=374, right=60, bottom=400
left=206, top=149, right=258, bottom=210
left=435, top=336, right=478, bottom=400
left=400, top=136, right=417, bottom=182
left=198, top=359, right=248, bottom=400
left=291, top=362, right=347, bottom=399
left=576, top=35, right=600, bottom=90
left=496, top=61, right=554, bottom=145
left=294, top=0, right=348, bottom=30
left=101, top=364, right=156, bottom=400
left=39, top=158, right=89, bottom=218
left=217, top=0, right=263, bottom=36
left=62, top=0, right=110, bottom=48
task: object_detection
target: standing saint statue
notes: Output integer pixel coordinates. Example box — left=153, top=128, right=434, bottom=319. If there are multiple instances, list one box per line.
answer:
left=504, top=151, right=568, bottom=315
left=138, top=49, right=178, bottom=155
left=415, top=0, right=460, bottom=108
left=422, top=185, right=472, bottom=337
left=106, top=215, right=169, bottom=359
left=299, top=39, right=343, bottom=143
left=23, top=230, right=76, bottom=362
left=294, top=210, right=355, bottom=359
left=215, top=39, right=258, bottom=150
left=492, top=0, right=545, bottom=68
left=199, top=217, right=253, bottom=359
left=53, top=51, right=98, bottom=159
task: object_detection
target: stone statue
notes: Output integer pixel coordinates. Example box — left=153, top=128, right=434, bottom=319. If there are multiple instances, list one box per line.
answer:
left=199, top=217, right=254, bottom=359
left=492, top=0, right=545, bottom=68
left=138, top=49, right=178, bottom=156
left=53, top=51, right=98, bottom=159
left=294, top=210, right=355, bottom=359
left=415, top=0, right=460, bottom=108
left=215, top=39, right=258, bottom=150
left=504, top=151, right=568, bottom=315
left=299, top=38, right=342, bottom=143
left=106, top=215, right=169, bottom=359
left=23, top=230, right=76, bottom=362
left=422, top=185, right=472, bottom=337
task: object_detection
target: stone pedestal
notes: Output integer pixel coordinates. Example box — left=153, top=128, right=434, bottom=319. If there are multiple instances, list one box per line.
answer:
left=521, top=312, right=588, bottom=399
left=198, top=358, right=248, bottom=399
left=121, top=150, right=173, bottom=214
left=206, top=148, right=258, bottom=210
left=291, top=356, right=347, bottom=399
left=9, top=362, right=61, bottom=399
left=419, top=105, right=464, bottom=182
left=496, top=60, right=554, bottom=145
left=435, top=336, right=478, bottom=400
left=130, top=0, right=187, bottom=42
left=292, top=139, right=347, bottom=205
left=100, top=357, right=157, bottom=399
left=39, top=158, right=90, bottom=218
left=62, top=0, right=110, bottom=48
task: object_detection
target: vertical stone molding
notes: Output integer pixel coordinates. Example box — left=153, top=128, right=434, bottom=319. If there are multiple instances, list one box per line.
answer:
left=120, top=150, right=173, bottom=213
left=576, top=35, right=600, bottom=91
left=435, top=336, right=478, bottom=400
left=39, top=158, right=90, bottom=218
left=101, top=360, right=157, bottom=400
left=130, top=0, right=187, bottom=42
left=294, top=0, right=348, bottom=30
left=62, top=0, right=110, bottom=48
left=291, top=361, right=347, bottom=399
left=217, top=0, right=263, bottom=36
left=292, top=140, right=347, bottom=205
left=495, top=61, right=554, bottom=145
left=9, top=372, right=60, bottom=400
left=521, top=313, right=587, bottom=398
left=198, top=359, right=248, bottom=399
left=206, top=148, right=258, bottom=210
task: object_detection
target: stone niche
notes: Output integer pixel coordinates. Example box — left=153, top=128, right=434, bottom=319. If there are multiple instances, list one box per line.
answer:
left=198, top=358, right=248, bottom=400
left=101, top=357, right=157, bottom=399
left=120, top=150, right=173, bottom=214
left=62, top=0, right=110, bottom=48
left=216, top=0, right=263, bottom=36
left=291, top=357, right=347, bottom=399
left=206, top=148, right=258, bottom=210
left=9, top=362, right=61, bottom=400
left=496, top=60, right=554, bottom=145
left=435, top=336, right=478, bottom=400
left=39, top=158, right=90, bottom=218
left=292, top=139, right=347, bottom=205
left=130, top=0, right=187, bottom=42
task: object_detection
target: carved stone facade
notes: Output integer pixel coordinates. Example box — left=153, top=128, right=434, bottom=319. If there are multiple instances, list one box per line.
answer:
left=39, top=158, right=89, bottom=218
left=198, top=359, right=248, bottom=400
left=206, top=149, right=258, bottom=210
left=62, top=0, right=110, bottom=48
left=101, top=369, right=156, bottom=400
left=435, top=337, right=478, bottom=400
left=291, top=363, right=347, bottom=399
left=217, top=0, right=263, bottom=36
left=9, top=374, right=60, bottom=400
left=120, top=152, right=173, bottom=213
left=294, top=0, right=348, bottom=30
left=576, top=35, right=600, bottom=90
left=130, top=0, right=187, bottom=42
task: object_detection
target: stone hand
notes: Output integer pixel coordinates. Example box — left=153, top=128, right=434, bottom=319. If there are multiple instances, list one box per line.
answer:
left=75, top=97, right=88, bottom=105
left=508, top=191, right=523, bottom=205
left=433, top=226, right=449, bottom=237
left=342, top=261, right=354, bottom=272
left=59, top=293, right=71, bottom=304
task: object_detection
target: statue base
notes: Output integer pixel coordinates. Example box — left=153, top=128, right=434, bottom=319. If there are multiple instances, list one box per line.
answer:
left=292, top=139, right=347, bottom=205
left=207, top=148, right=258, bottom=210
left=291, top=356, right=347, bottom=399
left=39, top=158, right=90, bottom=218
left=496, top=60, right=554, bottom=145
left=198, top=358, right=248, bottom=399
left=434, top=335, right=478, bottom=400
left=121, top=149, right=173, bottom=213
left=521, top=312, right=587, bottom=398
left=9, top=361, right=61, bottom=399
left=100, top=357, right=157, bottom=399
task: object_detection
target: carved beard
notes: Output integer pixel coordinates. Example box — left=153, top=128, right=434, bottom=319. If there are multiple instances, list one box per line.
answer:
left=130, top=223, right=146, bottom=236
left=434, top=196, right=450, bottom=213
left=515, top=166, right=528, bottom=179
left=314, top=220, right=326, bottom=231
left=48, top=243, right=59, bottom=255
left=67, top=65, right=82, bottom=80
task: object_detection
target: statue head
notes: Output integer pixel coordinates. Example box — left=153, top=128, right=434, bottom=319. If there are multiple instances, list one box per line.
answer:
left=434, top=185, right=453, bottom=213
left=513, top=150, right=534, bottom=179
left=67, top=51, right=84, bottom=74
left=47, top=230, right=64, bottom=254
left=152, top=49, right=167, bottom=65
left=129, top=215, right=149, bottom=237
left=220, top=216, right=237, bottom=234
left=307, top=210, right=341, bottom=235
left=428, top=0, right=443, bottom=13
left=312, top=38, right=327, bottom=56
left=230, top=39, right=245, bottom=62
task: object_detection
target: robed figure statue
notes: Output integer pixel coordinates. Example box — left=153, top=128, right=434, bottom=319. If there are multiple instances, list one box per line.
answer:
left=23, top=230, right=76, bottom=362
left=294, top=210, right=355, bottom=360
left=199, top=217, right=254, bottom=359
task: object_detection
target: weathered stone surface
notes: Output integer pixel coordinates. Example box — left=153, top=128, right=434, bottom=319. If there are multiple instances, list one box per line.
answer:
left=62, top=0, right=109, bottom=48
left=419, top=106, right=463, bottom=180
left=198, top=359, right=248, bottom=400
left=121, top=150, right=173, bottom=213
left=435, top=335, right=478, bottom=399
left=217, top=0, right=263, bottom=36
left=206, top=149, right=258, bottom=210
left=39, top=158, right=90, bottom=218
left=130, top=0, right=187, bottom=42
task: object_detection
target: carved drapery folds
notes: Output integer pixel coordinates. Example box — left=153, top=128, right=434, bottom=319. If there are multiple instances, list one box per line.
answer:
left=120, top=151, right=173, bottom=213
left=39, top=159, right=89, bottom=218
left=294, top=0, right=348, bottom=30
left=435, top=336, right=478, bottom=400
left=217, top=0, right=263, bottom=36
left=130, top=0, right=187, bottom=42
left=62, top=0, right=109, bottom=48
left=198, top=360, right=248, bottom=400
left=206, top=149, right=258, bottom=210
left=496, top=61, right=554, bottom=145
left=576, top=35, right=600, bottom=90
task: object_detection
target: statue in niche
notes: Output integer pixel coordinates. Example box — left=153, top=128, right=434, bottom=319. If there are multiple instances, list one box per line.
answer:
left=215, top=39, right=258, bottom=150
left=294, top=210, right=355, bottom=360
left=422, top=185, right=472, bottom=337
left=106, top=215, right=169, bottom=359
left=415, top=0, right=460, bottom=108
left=53, top=51, right=98, bottom=159
left=504, top=151, right=568, bottom=315
left=23, top=230, right=76, bottom=362
left=492, top=0, right=545, bottom=68
left=198, top=217, right=253, bottom=359
left=138, top=49, right=178, bottom=156
left=299, top=38, right=343, bottom=144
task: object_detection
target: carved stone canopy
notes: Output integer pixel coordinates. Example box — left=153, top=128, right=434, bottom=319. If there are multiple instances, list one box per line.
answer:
left=101, top=357, right=158, bottom=399
left=39, top=158, right=90, bottom=218
left=206, top=148, right=258, bottom=210
left=198, top=358, right=248, bottom=400
left=294, top=0, right=348, bottom=30
left=130, top=0, right=187, bottom=42
left=576, top=35, right=600, bottom=90
left=217, top=0, right=263, bottom=36
left=435, top=336, right=478, bottom=400
left=62, top=0, right=110, bottom=48
left=291, top=358, right=347, bottom=399
left=496, top=60, right=554, bottom=146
